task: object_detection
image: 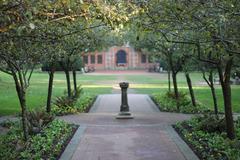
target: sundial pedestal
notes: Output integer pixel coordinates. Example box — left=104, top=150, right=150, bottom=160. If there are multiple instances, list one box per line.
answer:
left=116, top=82, right=134, bottom=119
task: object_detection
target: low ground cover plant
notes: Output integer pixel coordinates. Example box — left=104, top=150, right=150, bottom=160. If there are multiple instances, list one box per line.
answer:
left=152, top=91, right=209, bottom=113
left=174, top=115, right=240, bottom=160
left=27, top=110, right=55, bottom=135
left=52, top=94, right=96, bottom=115
left=0, top=119, right=77, bottom=160
left=52, top=86, right=96, bottom=115
left=75, top=94, right=96, bottom=113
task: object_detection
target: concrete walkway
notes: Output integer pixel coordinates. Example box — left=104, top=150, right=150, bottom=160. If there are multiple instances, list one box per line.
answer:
left=59, top=94, right=199, bottom=160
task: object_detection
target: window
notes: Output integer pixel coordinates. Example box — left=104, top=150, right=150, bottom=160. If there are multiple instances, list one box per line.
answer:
left=97, top=55, right=103, bottom=64
left=90, top=55, right=95, bottom=64
left=116, top=50, right=127, bottom=66
left=141, top=54, right=146, bottom=63
left=83, top=55, right=88, bottom=64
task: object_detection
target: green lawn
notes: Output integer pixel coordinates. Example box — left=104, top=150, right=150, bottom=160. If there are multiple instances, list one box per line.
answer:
left=124, top=72, right=205, bottom=85
left=0, top=71, right=239, bottom=115
left=125, top=73, right=240, bottom=113
left=133, top=87, right=240, bottom=113
left=0, top=72, right=114, bottom=115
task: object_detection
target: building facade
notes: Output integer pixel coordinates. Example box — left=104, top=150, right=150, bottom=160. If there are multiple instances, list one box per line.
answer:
left=82, top=46, right=153, bottom=70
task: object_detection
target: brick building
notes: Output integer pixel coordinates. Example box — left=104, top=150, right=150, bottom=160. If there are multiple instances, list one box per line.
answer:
left=82, top=45, right=153, bottom=70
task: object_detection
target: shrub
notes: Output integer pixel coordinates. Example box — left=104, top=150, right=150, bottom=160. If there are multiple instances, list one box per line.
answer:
left=152, top=91, right=208, bottom=114
left=174, top=115, right=240, bottom=160
left=52, top=85, right=84, bottom=116
left=54, top=96, right=76, bottom=108
left=72, top=85, right=83, bottom=100
left=54, top=85, right=83, bottom=108
left=27, top=110, right=55, bottom=135
left=0, top=121, right=24, bottom=159
left=75, top=95, right=96, bottom=113
left=195, top=115, right=226, bottom=133
left=52, top=105, right=78, bottom=116
left=236, top=117, right=240, bottom=138
left=20, top=120, right=74, bottom=159
left=52, top=85, right=96, bottom=115
left=0, top=119, right=76, bottom=160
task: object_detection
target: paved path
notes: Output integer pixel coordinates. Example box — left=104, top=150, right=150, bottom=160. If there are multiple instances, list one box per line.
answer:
left=59, top=94, right=199, bottom=160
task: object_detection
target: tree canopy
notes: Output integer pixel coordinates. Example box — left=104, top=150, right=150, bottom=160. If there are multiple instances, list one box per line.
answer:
left=1, top=0, right=240, bottom=140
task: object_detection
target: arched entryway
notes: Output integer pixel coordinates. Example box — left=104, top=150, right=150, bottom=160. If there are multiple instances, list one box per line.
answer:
left=116, top=50, right=127, bottom=66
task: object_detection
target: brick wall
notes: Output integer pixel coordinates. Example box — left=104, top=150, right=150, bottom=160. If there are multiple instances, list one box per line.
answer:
left=83, top=46, right=153, bottom=70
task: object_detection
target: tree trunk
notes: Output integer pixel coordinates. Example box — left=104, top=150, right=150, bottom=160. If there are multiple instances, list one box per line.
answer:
left=20, top=91, right=28, bottom=141
left=46, top=68, right=55, bottom=113
left=185, top=73, right=196, bottom=107
left=172, top=72, right=180, bottom=111
left=73, top=70, right=77, bottom=96
left=209, top=71, right=218, bottom=115
left=167, top=57, right=172, bottom=92
left=169, top=53, right=180, bottom=111
left=217, top=59, right=235, bottom=139
left=65, top=70, right=72, bottom=98
left=203, top=70, right=219, bottom=116
left=12, top=72, right=29, bottom=141
left=168, top=68, right=171, bottom=92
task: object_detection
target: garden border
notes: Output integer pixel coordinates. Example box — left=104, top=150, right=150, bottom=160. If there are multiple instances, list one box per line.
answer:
left=167, top=125, right=199, bottom=160
left=59, top=125, right=87, bottom=160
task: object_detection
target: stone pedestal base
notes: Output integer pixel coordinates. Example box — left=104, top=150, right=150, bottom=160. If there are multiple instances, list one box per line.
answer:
left=116, top=112, right=134, bottom=119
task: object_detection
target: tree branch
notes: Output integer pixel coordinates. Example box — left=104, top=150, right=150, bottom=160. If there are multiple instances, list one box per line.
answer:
left=196, top=42, right=218, bottom=65
left=202, top=71, right=211, bottom=87
left=0, top=67, right=12, bottom=75
left=27, top=65, right=35, bottom=87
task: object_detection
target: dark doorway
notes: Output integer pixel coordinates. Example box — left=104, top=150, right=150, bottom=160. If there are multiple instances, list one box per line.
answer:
left=116, top=50, right=127, bottom=66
